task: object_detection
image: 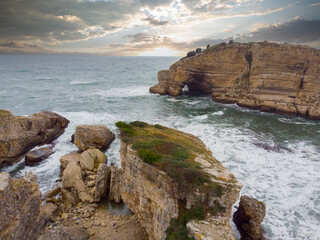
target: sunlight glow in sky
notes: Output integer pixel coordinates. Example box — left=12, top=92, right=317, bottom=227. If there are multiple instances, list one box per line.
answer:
left=0, top=0, right=319, bottom=55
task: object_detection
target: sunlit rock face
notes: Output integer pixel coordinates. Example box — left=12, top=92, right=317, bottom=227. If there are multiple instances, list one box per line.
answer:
left=150, top=42, right=320, bottom=119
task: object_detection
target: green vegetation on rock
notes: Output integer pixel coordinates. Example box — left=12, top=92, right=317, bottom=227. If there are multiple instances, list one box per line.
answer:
left=116, top=121, right=211, bottom=191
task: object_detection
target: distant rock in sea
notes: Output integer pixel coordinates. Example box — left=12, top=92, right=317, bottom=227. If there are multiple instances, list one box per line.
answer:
left=150, top=42, right=320, bottom=119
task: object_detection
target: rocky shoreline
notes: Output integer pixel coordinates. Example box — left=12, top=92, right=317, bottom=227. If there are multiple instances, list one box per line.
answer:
left=0, top=111, right=266, bottom=240
left=150, top=42, right=320, bottom=120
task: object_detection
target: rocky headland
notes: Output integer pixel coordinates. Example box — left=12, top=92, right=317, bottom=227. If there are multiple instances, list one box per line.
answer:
left=150, top=42, right=320, bottom=119
left=0, top=110, right=266, bottom=240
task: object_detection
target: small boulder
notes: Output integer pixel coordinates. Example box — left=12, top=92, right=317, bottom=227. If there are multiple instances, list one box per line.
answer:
left=44, top=186, right=61, bottom=199
left=25, top=146, right=55, bottom=166
left=233, top=195, right=266, bottom=240
left=74, top=125, right=115, bottom=152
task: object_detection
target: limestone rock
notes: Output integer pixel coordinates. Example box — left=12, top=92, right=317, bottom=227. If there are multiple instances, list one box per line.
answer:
left=109, top=166, right=122, bottom=203
left=80, top=148, right=107, bottom=171
left=62, top=161, right=93, bottom=203
left=233, top=195, right=266, bottom=240
left=74, top=125, right=115, bottom=152
left=0, top=172, right=44, bottom=240
left=44, top=186, right=61, bottom=199
left=39, top=203, right=58, bottom=226
left=25, top=146, right=55, bottom=166
left=39, top=224, right=89, bottom=240
left=119, top=123, right=242, bottom=240
left=0, top=110, right=69, bottom=168
left=60, top=151, right=81, bottom=170
left=150, top=42, right=320, bottom=119
left=94, top=163, right=109, bottom=202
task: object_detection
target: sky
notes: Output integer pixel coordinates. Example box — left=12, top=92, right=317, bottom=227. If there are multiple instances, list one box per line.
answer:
left=0, top=0, right=320, bottom=56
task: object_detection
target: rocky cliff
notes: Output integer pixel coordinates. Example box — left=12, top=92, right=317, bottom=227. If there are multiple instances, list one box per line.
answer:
left=150, top=42, right=320, bottom=119
left=0, top=110, right=69, bottom=168
left=0, top=172, right=55, bottom=240
left=117, top=121, right=242, bottom=240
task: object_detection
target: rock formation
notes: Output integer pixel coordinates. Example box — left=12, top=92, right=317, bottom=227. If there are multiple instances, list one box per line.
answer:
left=233, top=195, right=266, bottom=240
left=61, top=149, right=108, bottom=204
left=116, top=121, right=242, bottom=240
left=150, top=42, right=320, bottom=119
left=25, top=146, right=55, bottom=165
left=0, top=110, right=69, bottom=168
left=74, top=125, right=115, bottom=152
left=0, top=172, right=56, bottom=240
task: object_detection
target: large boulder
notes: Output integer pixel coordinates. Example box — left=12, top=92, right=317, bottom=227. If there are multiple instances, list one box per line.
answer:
left=25, top=146, right=55, bottom=166
left=74, top=125, right=115, bottom=152
left=109, top=166, right=122, bottom=203
left=0, top=110, right=69, bottom=168
left=94, top=163, right=109, bottom=202
left=0, top=172, right=48, bottom=240
left=233, top=195, right=266, bottom=240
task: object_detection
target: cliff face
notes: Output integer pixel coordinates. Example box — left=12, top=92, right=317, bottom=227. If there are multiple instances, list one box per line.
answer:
left=117, top=122, right=242, bottom=240
left=0, top=172, right=53, bottom=240
left=150, top=42, right=320, bottom=119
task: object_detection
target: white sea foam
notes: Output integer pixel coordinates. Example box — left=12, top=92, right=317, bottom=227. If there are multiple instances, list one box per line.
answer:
left=211, top=110, right=224, bottom=116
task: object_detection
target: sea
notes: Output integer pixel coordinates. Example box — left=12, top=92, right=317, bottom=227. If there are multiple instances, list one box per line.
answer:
left=0, top=55, right=319, bottom=240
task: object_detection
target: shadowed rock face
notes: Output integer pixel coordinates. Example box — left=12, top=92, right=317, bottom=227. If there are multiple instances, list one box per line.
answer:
left=150, top=42, right=320, bottom=119
left=233, top=195, right=266, bottom=240
left=0, top=110, right=69, bottom=168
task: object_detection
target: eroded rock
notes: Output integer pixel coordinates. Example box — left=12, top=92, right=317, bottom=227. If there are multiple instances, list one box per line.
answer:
left=0, top=110, right=69, bottom=168
left=0, top=172, right=45, bottom=240
left=74, top=125, right=115, bottom=152
left=233, top=195, right=266, bottom=240
left=109, top=166, right=122, bottom=203
left=150, top=42, right=320, bottom=119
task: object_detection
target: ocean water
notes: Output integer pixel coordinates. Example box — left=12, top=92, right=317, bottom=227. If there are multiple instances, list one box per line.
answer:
left=1, top=55, right=320, bottom=239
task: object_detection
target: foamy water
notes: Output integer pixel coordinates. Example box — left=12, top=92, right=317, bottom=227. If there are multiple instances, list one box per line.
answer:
left=0, top=55, right=319, bottom=239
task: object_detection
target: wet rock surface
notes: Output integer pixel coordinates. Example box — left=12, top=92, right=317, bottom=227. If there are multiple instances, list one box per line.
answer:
left=25, top=146, right=55, bottom=165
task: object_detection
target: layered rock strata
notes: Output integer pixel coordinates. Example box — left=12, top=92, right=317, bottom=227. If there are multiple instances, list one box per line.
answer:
left=0, top=110, right=69, bottom=167
left=117, top=122, right=243, bottom=240
left=150, top=42, right=320, bottom=119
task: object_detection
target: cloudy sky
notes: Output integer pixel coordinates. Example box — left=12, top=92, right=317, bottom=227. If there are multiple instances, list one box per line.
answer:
left=1, top=0, right=320, bottom=56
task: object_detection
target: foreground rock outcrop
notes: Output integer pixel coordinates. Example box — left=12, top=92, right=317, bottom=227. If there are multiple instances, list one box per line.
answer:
left=233, top=195, right=266, bottom=240
left=0, top=172, right=55, bottom=240
left=0, top=110, right=69, bottom=168
left=116, top=121, right=242, bottom=240
left=150, top=42, right=320, bottom=119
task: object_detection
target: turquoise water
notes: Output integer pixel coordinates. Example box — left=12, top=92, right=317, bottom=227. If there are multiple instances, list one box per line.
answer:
left=0, top=55, right=320, bottom=239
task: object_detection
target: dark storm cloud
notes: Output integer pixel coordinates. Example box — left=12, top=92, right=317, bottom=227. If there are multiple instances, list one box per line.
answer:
left=0, top=0, right=172, bottom=42
left=244, top=18, right=320, bottom=43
